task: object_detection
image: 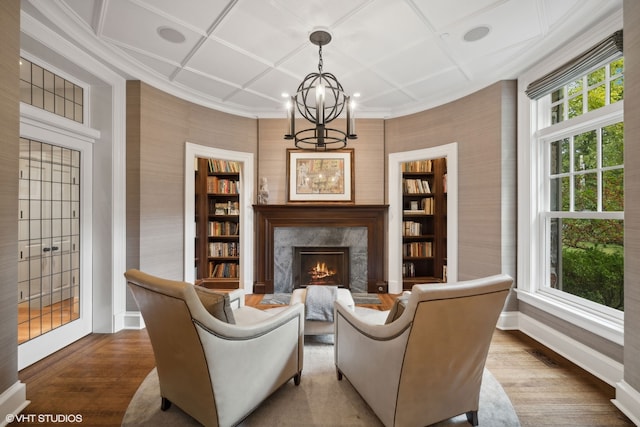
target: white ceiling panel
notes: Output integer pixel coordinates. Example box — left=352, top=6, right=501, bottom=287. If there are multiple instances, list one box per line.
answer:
left=62, top=0, right=98, bottom=29
left=273, top=0, right=372, bottom=29
left=100, top=1, right=203, bottom=63
left=118, top=46, right=181, bottom=79
left=372, top=37, right=456, bottom=87
left=136, top=0, right=231, bottom=33
left=336, top=1, right=432, bottom=66
left=173, top=69, right=238, bottom=100
left=31, top=0, right=622, bottom=118
left=245, top=69, right=302, bottom=102
left=225, top=88, right=283, bottom=113
left=186, top=38, right=271, bottom=87
left=439, top=0, right=542, bottom=62
left=214, top=1, right=308, bottom=65
left=411, top=0, right=503, bottom=32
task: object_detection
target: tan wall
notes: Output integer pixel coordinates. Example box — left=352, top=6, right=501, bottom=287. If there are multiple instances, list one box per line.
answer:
left=0, top=0, right=20, bottom=392
left=126, top=82, right=257, bottom=285
left=385, top=82, right=517, bottom=285
left=623, top=0, right=640, bottom=392
left=128, top=81, right=516, bottom=292
left=257, top=118, right=385, bottom=205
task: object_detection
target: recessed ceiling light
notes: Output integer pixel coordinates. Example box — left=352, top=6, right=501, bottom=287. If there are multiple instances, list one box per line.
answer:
left=157, top=26, right=186, bottom=44
left=463, top=25, right=490, bottom=42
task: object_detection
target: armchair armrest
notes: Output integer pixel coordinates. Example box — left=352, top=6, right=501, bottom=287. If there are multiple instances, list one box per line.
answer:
left=334, top=300, right=412, bottom=427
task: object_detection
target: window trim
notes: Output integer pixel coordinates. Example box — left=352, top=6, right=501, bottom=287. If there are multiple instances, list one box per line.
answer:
left=517, top=13, right=624, bottom=346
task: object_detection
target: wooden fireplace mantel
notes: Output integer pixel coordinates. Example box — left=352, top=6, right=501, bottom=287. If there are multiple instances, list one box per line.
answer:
left=253, top=204, right=388, bottom=294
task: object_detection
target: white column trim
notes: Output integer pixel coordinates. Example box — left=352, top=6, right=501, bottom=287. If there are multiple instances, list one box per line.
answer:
left=184, top=143, right=255, bottom=293
left=387, top=143, right=458, bottom=294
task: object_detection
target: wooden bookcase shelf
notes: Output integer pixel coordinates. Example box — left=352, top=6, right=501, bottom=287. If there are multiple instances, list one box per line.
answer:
left=194, top=157, right=241, bottom=289
left=401, top=158, right=447, bottom=290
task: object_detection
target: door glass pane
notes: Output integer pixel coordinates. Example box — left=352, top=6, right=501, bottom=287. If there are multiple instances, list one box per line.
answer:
left=18, top=138, right=81, bottom=344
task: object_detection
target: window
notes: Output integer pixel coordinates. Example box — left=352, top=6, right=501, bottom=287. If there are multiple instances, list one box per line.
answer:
left=19, top=57, right=84, bottom=123
left=537, top=57, right=624, bottom=314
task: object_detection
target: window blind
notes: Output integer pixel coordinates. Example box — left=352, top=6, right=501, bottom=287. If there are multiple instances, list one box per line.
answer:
left=525, top=30, right=623, bottom=100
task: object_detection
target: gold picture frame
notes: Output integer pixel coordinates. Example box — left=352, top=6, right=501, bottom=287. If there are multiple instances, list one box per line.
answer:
left=286, top=148, right=354, bottom=203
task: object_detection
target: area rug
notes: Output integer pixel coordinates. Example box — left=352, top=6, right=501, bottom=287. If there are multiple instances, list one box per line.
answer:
left=260, top=293, right=382, bottom=306
left=122, top=336, right=520, bottom=426
left=351, top=293, right=382, bottom=305
left=259, top=293, right=291, bottom=305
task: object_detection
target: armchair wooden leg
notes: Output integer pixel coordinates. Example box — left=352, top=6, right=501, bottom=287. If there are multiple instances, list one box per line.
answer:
left=466, top=410, right=478, bottom=426
left=161, top=397, right=172, bottom=411
left=294, top=372, right=301, bottom=386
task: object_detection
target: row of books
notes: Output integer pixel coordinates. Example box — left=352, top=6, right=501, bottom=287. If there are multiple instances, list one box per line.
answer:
left=402, top=262, right=417, bottom=278
left=207, top=177, right=239, bottom=194
left=403, top=221, right=425, bottom=237
left=403, top=178, right=431, bottom=194
left=208, top=159, right=240, bottom=173
left=209, top=200, right=239, bottom=216
left=208, top=242, right=239, bottom=257
left=208, top=261, right=239, bottom=278
left=403, top=241, right=433, bottom=257
left=402, top=159, right=433, bottom=173
left=208, top=220, right=239, bottom=236
left=403, top=197, right=434, bottom=215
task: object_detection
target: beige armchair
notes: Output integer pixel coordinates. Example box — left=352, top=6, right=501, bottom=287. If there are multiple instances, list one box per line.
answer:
left=124, top=269, right=304, bottom=427
left=334, top=274, right=513, bottom=427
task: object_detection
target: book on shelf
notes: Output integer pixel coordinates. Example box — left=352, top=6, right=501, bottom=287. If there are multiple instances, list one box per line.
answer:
left=206, top=177, right=239, bottom=194
left=401, top=160, right=433, bottom=173
left=208, top=241, right=239, bottom=257
left=403, top=241, right=433, bottom=257
left=208, top=220, right=239, bottom=236
left=210, top=200, right=240, bottom=216
left=208, top=159, right=240, bottom=173
left=208, top=261, right=239, bottom=278
left=403, top=178, right=431, bottom=194
left=402, top=262, right=416, bottom=278
left=403, top=221, right=423, bottom=236
left=403, top=198, right=434, bottom=215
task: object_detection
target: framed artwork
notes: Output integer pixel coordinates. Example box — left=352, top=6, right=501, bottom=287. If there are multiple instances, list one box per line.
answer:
left=287, top=148, right=354, bottom=203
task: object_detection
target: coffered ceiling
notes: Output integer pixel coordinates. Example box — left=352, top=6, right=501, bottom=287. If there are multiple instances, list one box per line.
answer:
left=23, top=0, right=622, bottom=118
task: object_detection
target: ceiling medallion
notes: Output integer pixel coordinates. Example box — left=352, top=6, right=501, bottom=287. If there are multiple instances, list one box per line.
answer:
left=284, top=29, right=357, bottom=151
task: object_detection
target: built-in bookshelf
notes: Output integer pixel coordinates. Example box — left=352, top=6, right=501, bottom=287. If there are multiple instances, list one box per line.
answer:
left=195, top=157, right=241, bottom=289
left=401, top=157, right=447, bottom=289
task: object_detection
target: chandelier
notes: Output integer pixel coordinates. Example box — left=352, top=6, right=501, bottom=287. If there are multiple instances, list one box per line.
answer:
left=284, top=29, right=357, bottom=151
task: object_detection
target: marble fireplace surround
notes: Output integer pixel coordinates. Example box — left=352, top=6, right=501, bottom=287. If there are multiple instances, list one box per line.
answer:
left=253, top=205, right=388, bottom=294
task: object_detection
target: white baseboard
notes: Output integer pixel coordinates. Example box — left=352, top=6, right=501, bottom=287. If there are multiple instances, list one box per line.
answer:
left=497, top=310, right=519, bottom=330
left=121, top=311, right=145, bottom=330
left=517, top=312, right=623, bottom=387
left=0, top=381, right=29, bottom=427
left=612, top=380, right=640, bottom=426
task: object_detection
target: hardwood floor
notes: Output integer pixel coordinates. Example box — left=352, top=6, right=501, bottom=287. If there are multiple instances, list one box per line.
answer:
left=13, top=294, right=633, bottom=426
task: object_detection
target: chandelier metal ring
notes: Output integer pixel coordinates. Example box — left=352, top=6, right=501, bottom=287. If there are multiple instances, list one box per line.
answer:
left=284, top=29, right=357, bottom=151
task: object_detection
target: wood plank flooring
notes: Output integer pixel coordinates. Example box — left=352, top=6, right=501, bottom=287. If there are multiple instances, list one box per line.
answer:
left=14, top=294, right=633, bottom=426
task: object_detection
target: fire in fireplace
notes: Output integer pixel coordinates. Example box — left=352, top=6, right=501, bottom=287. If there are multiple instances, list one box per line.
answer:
left=293, top=246, right=350, bottom=288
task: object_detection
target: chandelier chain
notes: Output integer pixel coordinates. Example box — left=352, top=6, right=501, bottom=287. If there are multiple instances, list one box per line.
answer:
left=318, top=44, right=323, bottom=74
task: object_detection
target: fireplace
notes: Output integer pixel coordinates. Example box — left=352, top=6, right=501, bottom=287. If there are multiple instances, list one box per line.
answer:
left=293, top=247, right=350, bottom=288
left=253, top=204, right=388, bottom=294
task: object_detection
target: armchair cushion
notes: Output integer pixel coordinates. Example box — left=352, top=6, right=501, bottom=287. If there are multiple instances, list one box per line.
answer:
left=194, top=286, right=235, bottom=324
left=384, top=293, right=410, bottom=324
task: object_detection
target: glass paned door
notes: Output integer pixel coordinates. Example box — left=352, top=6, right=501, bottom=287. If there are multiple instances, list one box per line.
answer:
left=18, top=138, right=81, bottom=343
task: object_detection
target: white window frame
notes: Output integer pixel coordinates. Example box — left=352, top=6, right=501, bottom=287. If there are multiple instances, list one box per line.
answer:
left=517, top=14, right=624, bottom=346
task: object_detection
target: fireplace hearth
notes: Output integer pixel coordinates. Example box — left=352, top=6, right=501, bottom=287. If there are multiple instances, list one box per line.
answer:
left=293, top=247, right=350, bottom=288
